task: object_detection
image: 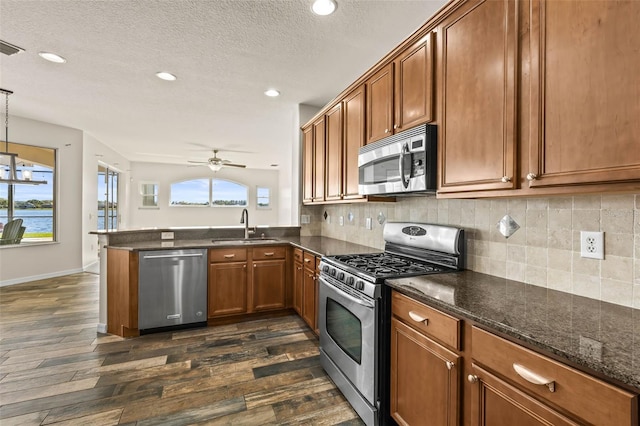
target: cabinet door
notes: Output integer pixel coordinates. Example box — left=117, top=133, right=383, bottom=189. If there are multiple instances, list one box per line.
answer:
left=302, top=265, right=317, bottom=330
left=252, top=259, right=286, bottom=311
left=343, top=85, right=366, bottom=200
left=468, top=364, right=579, bottom=426
left=302, top=126, right=314, bottom=203
left=208, top=262, right=247, bottom=317
left=394, top=32, right=434, bottom=132
left=391, top=317, right=460, bottom=426
left=312, top=117, right=326, bottom=202
left=527, top=0, right=640, bottom=187
left=366, top=63, right=394, bottom=144
left=325, top=103, right=343, bottom=201
left=293, top=261, right=303, bottom=315
left=437, top=0, right=518, bottom=193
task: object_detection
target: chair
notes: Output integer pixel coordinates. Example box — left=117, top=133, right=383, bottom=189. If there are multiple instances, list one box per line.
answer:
left=0, top=218, right=24, bottom=245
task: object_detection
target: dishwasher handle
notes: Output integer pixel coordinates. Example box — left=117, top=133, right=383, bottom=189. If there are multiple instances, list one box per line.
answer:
left=142, top=253, right=204, bottom=260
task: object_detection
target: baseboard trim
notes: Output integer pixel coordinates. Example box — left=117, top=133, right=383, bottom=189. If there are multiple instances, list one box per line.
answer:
left=0, top=268, right=85, bottom=287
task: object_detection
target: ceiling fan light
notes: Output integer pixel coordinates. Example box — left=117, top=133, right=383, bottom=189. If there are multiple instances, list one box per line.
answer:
left=156, top=71, right=177, bottom=81
left=208, top=163, right=223, bottom=172
left=38, top=51, right=66, bottom=63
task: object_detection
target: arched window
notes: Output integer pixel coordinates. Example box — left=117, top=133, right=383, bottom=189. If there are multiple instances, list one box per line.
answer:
left=169, top=178, right=248, bottom=207
left=212, top=179, right=247, bottom=207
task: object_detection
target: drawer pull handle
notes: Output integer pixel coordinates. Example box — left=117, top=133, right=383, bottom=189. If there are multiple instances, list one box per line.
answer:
left=446, top=361, right=455, bottom=370
left=513, top=363, right=555, bottom=392
left=264, top=252, right=275, bottom=256
left=408, top=311, right=428, bottom=325
left=223, top=254, right=235, bottom=258
left=304, top=258, right=311, bottom=263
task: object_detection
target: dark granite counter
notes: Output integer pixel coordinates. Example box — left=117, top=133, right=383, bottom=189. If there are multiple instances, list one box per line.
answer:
left=386, top=271, right=640, bottom=393
left=106, top=235, right=379, bottom=257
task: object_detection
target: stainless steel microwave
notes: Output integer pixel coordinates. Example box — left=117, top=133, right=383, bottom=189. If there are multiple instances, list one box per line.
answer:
left=358, top=124, right=437, bottom=195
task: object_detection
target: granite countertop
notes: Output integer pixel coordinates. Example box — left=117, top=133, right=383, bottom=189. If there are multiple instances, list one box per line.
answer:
left=386, top=271, right=640, bottom=393
left=107, top=235, right=380, bottom=257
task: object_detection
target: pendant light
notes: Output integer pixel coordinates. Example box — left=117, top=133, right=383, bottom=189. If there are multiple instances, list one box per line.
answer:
left=0, top=88, right=47, bottom=185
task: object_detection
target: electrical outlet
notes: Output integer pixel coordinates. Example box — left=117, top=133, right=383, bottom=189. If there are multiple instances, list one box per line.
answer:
left=579, top=335, right=602, bottom=362
left=580, top=231, right=604, bottom=259
left=161, top=231, right=174, bottom=240
left=365, top=217, right=373, bottom=230
left=339, top=216, right=344, bottom=226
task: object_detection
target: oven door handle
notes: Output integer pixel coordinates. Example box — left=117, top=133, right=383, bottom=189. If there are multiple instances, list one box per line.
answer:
left=319, top=276, right=375, bottom=309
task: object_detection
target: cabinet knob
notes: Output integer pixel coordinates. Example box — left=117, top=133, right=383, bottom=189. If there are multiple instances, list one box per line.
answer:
left=526, top=173, right=538, bottom=181
left=446, top=361, right=455, bottom=370
left=384, top=128, right=390, bottom=133
left=501, top=176, right=511, bottom=183
left=253, top=263, right=256, bottom=268
left=467, top=375, right=479, bottom=384
left=393, top=124, right=399, bottom=130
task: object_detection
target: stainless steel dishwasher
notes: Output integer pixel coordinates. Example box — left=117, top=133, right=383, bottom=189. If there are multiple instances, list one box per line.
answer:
left=138, top=249, right=207, bottom=332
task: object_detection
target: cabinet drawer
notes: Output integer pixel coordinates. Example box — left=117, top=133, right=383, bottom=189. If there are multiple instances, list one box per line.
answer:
left=472, top=326, right=638, bottom=426
left=209, top=248, right=247, bottom=263
left=293, top=248, right=303, bottom=263
left=252, top=246, right=286, bottom=260
left=303, top=252, right=316, bottom=268
left=392, top=291, right=460, bottom=350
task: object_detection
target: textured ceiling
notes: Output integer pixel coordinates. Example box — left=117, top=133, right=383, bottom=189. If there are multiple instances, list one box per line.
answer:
left=0, top=0, right=447, bottom=170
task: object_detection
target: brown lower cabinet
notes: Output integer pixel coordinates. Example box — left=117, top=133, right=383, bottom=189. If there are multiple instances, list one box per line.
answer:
left=292, top=248, right=319, bottom=332
left=391, top=290, right=639, bottom=426
left=208, top=246, right=288, bottom=319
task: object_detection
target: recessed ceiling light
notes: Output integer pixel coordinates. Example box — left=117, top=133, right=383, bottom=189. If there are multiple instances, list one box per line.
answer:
left=312, top=0, right=337, bottom=16
left=264, top=89, right=280, bottom=97
left=156, top=72, right=177, bottom=81
left=38, top=52, right=66, bottom=63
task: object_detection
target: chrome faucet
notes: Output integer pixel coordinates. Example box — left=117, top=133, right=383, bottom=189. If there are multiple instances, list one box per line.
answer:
left=240, top=208, right=254, bottom=239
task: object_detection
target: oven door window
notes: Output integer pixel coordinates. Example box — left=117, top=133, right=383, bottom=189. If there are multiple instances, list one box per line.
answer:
left=326, top=298, right=362, bottom=364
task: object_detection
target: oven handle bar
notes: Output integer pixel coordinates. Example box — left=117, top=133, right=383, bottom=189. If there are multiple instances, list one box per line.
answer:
left=319, top=276, right=375, bottom=309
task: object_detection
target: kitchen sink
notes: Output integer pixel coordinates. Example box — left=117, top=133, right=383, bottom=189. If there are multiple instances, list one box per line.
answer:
left=210, top=238, right=281, bottom=245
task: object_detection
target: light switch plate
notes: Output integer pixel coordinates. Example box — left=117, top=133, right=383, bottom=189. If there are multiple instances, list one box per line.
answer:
left=300, top=214, right=310, bottom=224
left=365, top=217, right=373, bottom=230
left=161, top=232, right=174, bottom=240
left=339, top=216, right=344, bottom=226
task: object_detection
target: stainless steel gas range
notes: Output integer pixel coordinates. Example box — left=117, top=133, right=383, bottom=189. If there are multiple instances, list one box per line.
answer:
left=318, top=222, right=465, bottom=426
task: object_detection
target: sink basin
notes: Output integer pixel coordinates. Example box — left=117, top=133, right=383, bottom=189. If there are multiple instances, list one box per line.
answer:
left=210, top=239, right=281, bottom=245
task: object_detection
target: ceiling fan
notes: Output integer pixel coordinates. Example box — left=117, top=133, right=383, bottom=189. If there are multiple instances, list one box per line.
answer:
left=187, top=150, right=246, bottom=172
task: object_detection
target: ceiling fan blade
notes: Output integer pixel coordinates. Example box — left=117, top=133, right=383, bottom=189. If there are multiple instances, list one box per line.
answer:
left=225, top=163, right=246, bottom=168
left=187, top=160, right=208, bottom=164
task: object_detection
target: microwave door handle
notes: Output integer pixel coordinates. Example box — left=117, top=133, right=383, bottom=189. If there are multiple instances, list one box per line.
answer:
left=399, top=142, right=410, bottom=189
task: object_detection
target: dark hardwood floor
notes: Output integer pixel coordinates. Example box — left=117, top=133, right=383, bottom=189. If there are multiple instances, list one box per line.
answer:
left=0, top=273, right=364, bottom=425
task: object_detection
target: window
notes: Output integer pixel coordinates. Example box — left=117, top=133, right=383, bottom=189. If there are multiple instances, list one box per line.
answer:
left=170, top=179, right=210, bottom=206
left=98, top=166, right=118, bottom=230
left=0, top=142, right=56, bottom=244
left=140, top=182, right=158, bottom=207
left=212, top=179, right=247, bottom=207
left=169, top=178, right=247, bottom=207
left=257, top=187, right=270, bottom=209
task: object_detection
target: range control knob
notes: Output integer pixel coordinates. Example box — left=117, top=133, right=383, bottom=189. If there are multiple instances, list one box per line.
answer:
left=356, top=281, right=365, bottom=291
left=337, top=272, right=345, bottom=281
left=346, top=276, right=355, bottom=286
left=322, top=265, right=329, bottom=273
left=330, top=268, right=337, bottom=277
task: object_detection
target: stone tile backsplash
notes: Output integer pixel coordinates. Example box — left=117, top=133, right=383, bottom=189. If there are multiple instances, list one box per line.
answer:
left=301, top=193, right=640, bottom=309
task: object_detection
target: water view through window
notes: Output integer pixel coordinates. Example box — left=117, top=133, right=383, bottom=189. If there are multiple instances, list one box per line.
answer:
left=171, top=178, right=247, bottom=206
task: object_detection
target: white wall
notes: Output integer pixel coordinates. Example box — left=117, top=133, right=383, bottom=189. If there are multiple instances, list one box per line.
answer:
left=0, top=116, right=84, bottom=284
left=81, top=133, right=131, bottom=269
left=128, top=161, right=281, bottom=228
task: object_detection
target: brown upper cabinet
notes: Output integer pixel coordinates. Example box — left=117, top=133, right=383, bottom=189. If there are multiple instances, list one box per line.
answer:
left=437, top=0, right=518, bottom=194
left=302, top=117, right=326, bottom=204
left=366, top=32, right=435, bottom=145
left=325, top=102, right=343, bottom=201
left=342, top=85, right=366, bottom=200
left=527, top=0, right=640, bottom=188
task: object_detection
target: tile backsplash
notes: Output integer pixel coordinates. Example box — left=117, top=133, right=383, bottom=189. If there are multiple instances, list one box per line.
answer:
left=301, top=194, right=640, bottom=309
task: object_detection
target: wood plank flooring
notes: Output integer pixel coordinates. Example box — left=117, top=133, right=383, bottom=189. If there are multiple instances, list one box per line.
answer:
left=0, top=273, right=364, bottom=425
